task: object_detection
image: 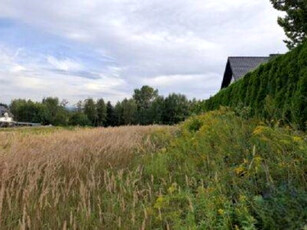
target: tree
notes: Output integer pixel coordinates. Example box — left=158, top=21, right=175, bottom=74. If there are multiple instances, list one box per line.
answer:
left=53, top=109, right=69, bottom=126
left=84, top=99, right=97, bottom=126
left=42, top=97, right=60, bottom=124
left=149, top=96, right=165, bottom=124
left=96, top=99, right=107, bottom=126
left=76, top=100, right=83, bottom=112
left=133, top=85, right=158, bottom=124
left=10, top=99, right=25, bottom=121
left=121, top=99, right=137, bottom=125
left=106, top=101, right=116, bottom=126
left=60, top=99, right=69, bottom=107
left=162, top=94, right=191, bottom=125
left=69, top=113, right=91, bottom=126
left=133, top=85, right=158, bottom=109
left=10, top=99, right=44, bottom=123
left=271, top=0, right=307, bottom=49
left=114, top=102, right=123, bottom=126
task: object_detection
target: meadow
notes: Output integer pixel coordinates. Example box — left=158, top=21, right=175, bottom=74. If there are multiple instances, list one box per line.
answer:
left=0, top=109, right=306, bottom=229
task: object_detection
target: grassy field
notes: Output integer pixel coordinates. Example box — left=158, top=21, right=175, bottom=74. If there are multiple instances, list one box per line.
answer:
left=0, top=109, right=306, bottom=229
left=0, top=125, right=174, bottom=229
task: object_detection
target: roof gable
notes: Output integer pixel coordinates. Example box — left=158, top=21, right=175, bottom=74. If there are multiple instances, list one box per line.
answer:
left=221, top=56, right=270, bottom=89
left=229, top=57, right=269, bottom=81
left=0, top=106, right=9, bottom=116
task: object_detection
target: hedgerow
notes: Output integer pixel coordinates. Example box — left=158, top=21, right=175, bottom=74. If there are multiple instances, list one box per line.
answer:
left=196, top=42, right=307, bottom=130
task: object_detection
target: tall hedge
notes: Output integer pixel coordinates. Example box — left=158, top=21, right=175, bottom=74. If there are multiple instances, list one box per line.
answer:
left=200, top=42, right=307, bottom=130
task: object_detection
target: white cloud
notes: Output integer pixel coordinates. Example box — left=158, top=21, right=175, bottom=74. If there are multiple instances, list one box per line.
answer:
left=142, top=74, right=206, bottom=87
left=47, top=56, right=83, bottom=71
left=10, top=65, right=26, bottom=73
left=0, top=46, right=128, bottom=104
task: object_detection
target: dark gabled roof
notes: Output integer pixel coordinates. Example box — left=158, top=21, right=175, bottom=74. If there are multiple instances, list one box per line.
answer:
left=221, top=56, right=270, bottom=89
left=0, top=105, right=9, bottom=116
left=229, top=57, right=270, bottom=81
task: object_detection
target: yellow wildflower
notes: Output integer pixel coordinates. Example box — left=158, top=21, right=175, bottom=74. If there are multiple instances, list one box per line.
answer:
left=218, top=209, right=224, bottom=215
left=167, top=183, right=177, bottom=194
left=239, top=195, right=247, bottom=202
left=154, top=195, right=166, bottom=209
left=254, top=156, right=262, bottom=163
left=293, top=136, right=302, bottom=143
left=252, top=126, right=266, bottom=135
left=234, top=166, right=245, bottom=175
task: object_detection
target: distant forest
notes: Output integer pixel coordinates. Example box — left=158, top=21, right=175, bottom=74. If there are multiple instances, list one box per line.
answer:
left=3, top=86, right=199, bottom=127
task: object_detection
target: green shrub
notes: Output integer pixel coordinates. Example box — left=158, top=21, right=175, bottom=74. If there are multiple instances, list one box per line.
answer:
left=142, top=109, right=307, bottom=229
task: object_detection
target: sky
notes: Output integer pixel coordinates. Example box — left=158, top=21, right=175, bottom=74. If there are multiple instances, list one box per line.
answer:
left=0, top=0, right=287, bottom=105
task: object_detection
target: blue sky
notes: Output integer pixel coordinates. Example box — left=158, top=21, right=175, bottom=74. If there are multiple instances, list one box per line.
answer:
left=0, top=0, right=287, bottom=105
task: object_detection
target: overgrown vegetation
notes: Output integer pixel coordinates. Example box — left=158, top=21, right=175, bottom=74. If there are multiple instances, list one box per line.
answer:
left=0, top=108, right=305, bottom=229
left=196, top=41, right=307, bottom=130
left=142, top=108, right=307, bottom=229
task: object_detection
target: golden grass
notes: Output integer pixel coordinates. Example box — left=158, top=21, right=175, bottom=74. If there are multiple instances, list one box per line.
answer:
left=0, top=126, right=172, bottom=229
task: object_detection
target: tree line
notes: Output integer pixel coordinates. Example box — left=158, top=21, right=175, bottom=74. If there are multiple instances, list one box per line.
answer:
left=4, top=86, right=198, bottom=127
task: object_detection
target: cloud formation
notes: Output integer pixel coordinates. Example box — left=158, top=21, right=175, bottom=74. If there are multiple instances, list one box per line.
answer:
left=0, top=0, right=287, bottom=104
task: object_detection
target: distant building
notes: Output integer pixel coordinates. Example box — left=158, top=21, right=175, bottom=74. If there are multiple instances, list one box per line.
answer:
left=0, top=105, right=42, bottom=127
left=0, top=105, right=14, bottom=127
left=220, top=56, right=276, bottom=89
left=0, top=105, right=10, bottom=117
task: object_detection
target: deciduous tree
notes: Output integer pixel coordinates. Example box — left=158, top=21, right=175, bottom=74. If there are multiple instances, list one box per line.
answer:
left=84, top=99, right=97, bottom=126
left=96, top=99, right=107, bottom=126
left=271, top=0, right=307, bottom=49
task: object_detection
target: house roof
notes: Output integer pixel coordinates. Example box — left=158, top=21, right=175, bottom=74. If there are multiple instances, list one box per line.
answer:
left=229, top=57, right=270, bottom=81
left=0, top=105, right=9, bottom=116
left=221, top=56, right=270, bottom=89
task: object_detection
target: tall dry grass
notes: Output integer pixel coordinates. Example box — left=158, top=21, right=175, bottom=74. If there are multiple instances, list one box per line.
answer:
left=0, top=126, right=172, bottom=229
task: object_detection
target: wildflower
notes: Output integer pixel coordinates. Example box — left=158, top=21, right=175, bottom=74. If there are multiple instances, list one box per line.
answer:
left=167, top=183, right=177, bottom=194
left=239, top=195, right=247, bottom=202
left=293, top=136, right=302, bottom=143
left=252, top=126, right=266, bottom=135
left=218, top=209, right=224, bottom=215
left=254, top=156, right=262, bottom=163
left=154, top=195, right=167, bottom=209
left=234, top=166, right=245, bottom=175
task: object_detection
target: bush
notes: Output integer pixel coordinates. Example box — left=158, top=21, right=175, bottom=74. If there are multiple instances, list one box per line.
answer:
left=69, top=112, right=91, bottom=126
left=142, top=108, right=307, bottom=229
